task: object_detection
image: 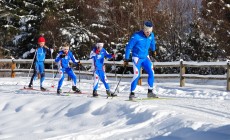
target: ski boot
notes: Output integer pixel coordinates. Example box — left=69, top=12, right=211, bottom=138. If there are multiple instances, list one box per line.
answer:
left=93, top=90, right=98, bottom=97
left=40, top=87, right=47, bottom=91
left=72, top=86, right=81, bottom=93
left=147, top=89, right=158, bottom=98
left=57, top=89, right=62, bottom=95
left=28, top=83, right=33, bottom=89
left=106, top=90, right=117, bottom=97
left=129, top=92, right=135, bottom=100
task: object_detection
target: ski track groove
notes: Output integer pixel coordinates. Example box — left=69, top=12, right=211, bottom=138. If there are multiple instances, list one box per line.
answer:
left=172, top=104, right=230, bottom=120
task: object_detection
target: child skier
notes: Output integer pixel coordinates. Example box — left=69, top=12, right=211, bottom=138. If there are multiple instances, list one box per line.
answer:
left=28, top=35, right=53, bottom=91
left=90, top=43, right=117, bottom=97
left=55, top=43, right=81, bottom=94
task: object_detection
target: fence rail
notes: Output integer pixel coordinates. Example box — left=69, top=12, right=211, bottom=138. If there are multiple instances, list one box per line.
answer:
left=0, top=59, right=230, bottom=91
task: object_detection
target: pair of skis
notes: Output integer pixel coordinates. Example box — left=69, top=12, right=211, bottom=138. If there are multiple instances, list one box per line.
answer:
left=21, top=87, right=85, bottom=96
left=20, top=87, right=168, bottom=101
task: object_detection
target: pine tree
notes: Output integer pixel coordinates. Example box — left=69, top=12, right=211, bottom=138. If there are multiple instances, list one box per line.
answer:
left=201, top=0, right=230, bottom=58
left=187, top=22, right=218, bottom=62
left=0, top=0, right=47, bottom=58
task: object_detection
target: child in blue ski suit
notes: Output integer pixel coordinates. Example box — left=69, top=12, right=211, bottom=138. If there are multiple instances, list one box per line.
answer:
left=90, top=43, right=116, bottom=97
left=124, top=20, right=157, bottom=100
left=55, top=44, right=81, bottom=94
left=28, top=35, right=54, bottom=91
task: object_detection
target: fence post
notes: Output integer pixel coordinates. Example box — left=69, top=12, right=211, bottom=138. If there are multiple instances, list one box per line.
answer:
left=180, top=59, right=185, bottom=87
left=138, top=68, right=142, bottom=85
left=11, top=59, right=16, bottom=78
left=227, top=61, right=230, bottom=91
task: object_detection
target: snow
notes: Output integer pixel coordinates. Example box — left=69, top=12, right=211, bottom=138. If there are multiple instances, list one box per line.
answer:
left=0, top=76, right=230, bottom=140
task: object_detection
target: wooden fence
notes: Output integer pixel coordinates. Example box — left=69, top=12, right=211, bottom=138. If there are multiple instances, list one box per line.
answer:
left=0, top=59, right=230, bottom=91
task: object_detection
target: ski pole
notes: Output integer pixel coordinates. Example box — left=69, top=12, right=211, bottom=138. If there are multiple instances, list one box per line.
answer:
left=112, top=53, right=119, bottom=92
left=51, top=68, right=59, bottom=88
left=51, top=50, right=54, bottom=80
left=113, top=65, right=127, bottom=94
left=78, top=62, right=81, bottom=82
left=24, top=50, right=37, bottom=88
left=50, top=49, right=55, bottom=88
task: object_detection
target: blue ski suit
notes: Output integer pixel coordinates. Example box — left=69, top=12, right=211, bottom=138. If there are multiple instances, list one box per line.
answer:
left=90, top=47, right=113, bottom=91
left=55, top=50, right=79, bottom=90
left=29, top=46, right=52, bottom=87
left=125, top=30, right=156, bottom=92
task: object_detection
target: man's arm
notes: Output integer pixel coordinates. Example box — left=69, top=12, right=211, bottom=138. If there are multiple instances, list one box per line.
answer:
left=125, top=34, right=137, bottom=60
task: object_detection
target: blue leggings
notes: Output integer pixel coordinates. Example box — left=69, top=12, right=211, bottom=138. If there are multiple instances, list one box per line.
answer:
left=93, top=70, right=110, bottom=91
left=29, top=61, right=45, bottom=87
left=130, top=57, right=154, bottom=92
left=57, top=68, right=77, bottom=90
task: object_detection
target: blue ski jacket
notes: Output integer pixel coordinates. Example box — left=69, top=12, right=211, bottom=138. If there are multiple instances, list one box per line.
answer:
left=125, top=30, right=156, bottom=60
left=55, top=51, right=78, bottom=68
left=36, top=47, right=48, bottom=62
left=90, top=47, right=113, bottom=71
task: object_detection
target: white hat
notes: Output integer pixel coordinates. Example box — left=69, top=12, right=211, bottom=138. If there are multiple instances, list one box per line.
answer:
left=96, top=43, right=104, bottom=49
left=143, top=21, right=153, bottom=32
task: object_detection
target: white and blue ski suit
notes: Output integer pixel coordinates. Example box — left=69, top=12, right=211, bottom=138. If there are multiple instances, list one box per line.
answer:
left=29, top=46, right=52, bottom=87
left=125, top=30, right=156, bottom=92
left=90, top=47, right=113, bottom=91
left=55, top=50, right=79, bottom=90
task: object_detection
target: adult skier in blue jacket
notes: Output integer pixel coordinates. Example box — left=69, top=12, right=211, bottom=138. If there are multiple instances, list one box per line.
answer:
left=90, top=43, right=116, bottom=97
left=55, top=43, right=81, bottom=94
left=124, top=20, right=157, bottom=100
left=28, top=35, right=54, bottom=91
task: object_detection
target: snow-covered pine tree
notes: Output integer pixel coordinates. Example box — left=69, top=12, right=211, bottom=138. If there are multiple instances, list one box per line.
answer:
left=201, top=0, right=230, bottom=58
left=0, top=0, right=47, bottom=59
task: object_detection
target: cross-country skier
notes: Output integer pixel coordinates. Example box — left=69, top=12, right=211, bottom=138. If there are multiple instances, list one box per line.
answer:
left=90, top=43, right=117, bottom=97
left=28, top=35, right=54, bottom=91
left=55, top=43, right=81, bottom=94
left=124, top=20, right=157, bottom=100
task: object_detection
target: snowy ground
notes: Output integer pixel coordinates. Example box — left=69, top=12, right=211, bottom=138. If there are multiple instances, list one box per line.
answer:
left=0, top=76, right=230, bottom=140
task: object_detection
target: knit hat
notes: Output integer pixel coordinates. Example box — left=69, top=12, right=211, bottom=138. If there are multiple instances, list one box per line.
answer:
left=38, top=36, right=46, bottom=43
left=143, top=20, right=153, bottom=32
left=96, top=43, right=104, bottom=49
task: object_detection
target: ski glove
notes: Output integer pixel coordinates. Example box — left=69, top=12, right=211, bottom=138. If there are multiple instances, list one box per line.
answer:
left=152, top=51, right=156, bottom=57
left=78, top=60, right=81, bottom=65
left=123, top=60, right=129, bottom=67
left=60, top=54, right=66, bottom=58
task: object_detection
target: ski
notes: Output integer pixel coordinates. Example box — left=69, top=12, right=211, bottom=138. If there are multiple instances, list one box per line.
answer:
left=136, top=97, right=172, bottom=100
left=62, top=91, right=87, bottom=94
left=88, top=94, right=118, bottom=99
left=88, top=94, right=105, bottom=98
left=56, top=93, right=70, bottom=96
left=20, top=87, right=54, bottom=92
left=20, top=87, right=88, bottom=95
left=124, top=97, right=172, bottom=102
left=106, top=95, right=118, bottom=99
